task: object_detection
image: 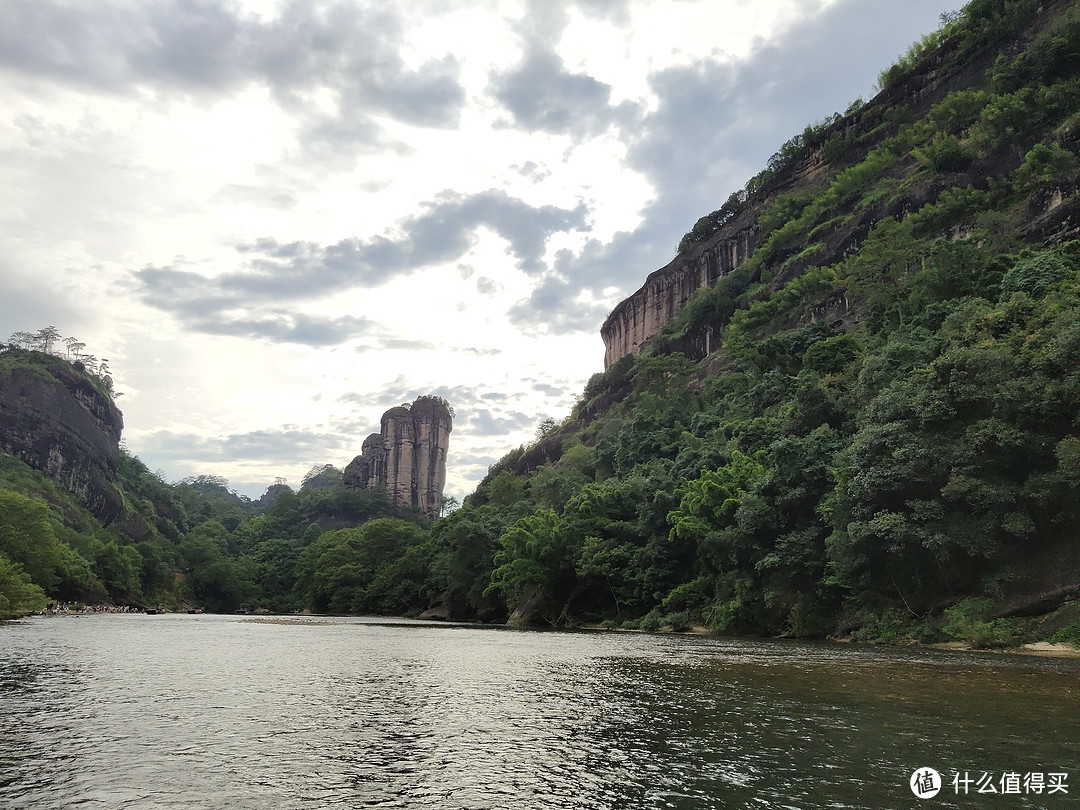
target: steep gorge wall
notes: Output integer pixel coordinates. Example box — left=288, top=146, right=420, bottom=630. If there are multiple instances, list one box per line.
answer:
left=597, top=19, right=1013, bottom=369
left=342, top=397, right=452, bottom=520
left=0, top=351, right=125, bottom=523
left=600, top=226, right=759, bottom=367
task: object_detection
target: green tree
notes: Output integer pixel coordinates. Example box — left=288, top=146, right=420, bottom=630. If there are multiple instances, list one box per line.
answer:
left=252, top=537, right=301, bottom=612
left=429, top=506, right=505, bottom=620
left=668, top=452, right=764, bottom=552
left=35, top=325, right=62, bottom=354
left=0, top=490, right=65, bottom=591
left=294, top=519, right=430, bottom=614
left=486, top=509, right=576, bottom=624
left=0, top=554, right=48, bottom=618
left=178, top=525, right=257, bottom=612
left=88, top=532, right=143, bottom=598
left=564, top=478, right=653, bottom=618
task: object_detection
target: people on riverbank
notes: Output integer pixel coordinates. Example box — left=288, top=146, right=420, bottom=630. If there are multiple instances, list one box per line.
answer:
left=40, top=603, right=151, bottom=615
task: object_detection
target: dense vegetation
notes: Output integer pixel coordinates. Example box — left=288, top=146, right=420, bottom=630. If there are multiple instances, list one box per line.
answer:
left=3, top=0, right=1080, bottom=646
left=449, top=0, right=1080, bottom=644
left=0, top=437, right=393, bottom=618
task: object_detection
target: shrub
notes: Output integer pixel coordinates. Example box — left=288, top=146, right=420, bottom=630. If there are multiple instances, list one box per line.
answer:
left=917, top=133, right=972, bottom=172
left=909, top=619, right=946, bottom=644
left=702, top=600, right=740, bottom=633
left=785, top=595, right=834, bottom=638
left=1049, top=621, right=1080, bottom=646
left=639, top=609, right=663, bottom=632
left=662, top=578, right=710, bottom=614
left=803, top=334, right=862, bottom=374
left=677, top=191, right=746, bottom=253
left=1013, top=143, right=1080, bottom=192
left=928, top=89, right=992, bottom=134
left=851, top=608, right=907, bottom=643
left=664, top=611, right=693, bottom=632
left=943, top=598, right=1020, bottom=648
left=1000, top=251, right=1070, bottom=298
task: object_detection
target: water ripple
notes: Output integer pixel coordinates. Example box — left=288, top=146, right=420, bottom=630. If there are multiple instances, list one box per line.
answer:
left=1, top=615, right=1078, bottom=809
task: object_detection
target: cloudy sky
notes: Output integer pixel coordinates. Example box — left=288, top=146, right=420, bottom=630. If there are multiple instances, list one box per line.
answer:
left=1, top=0, right=949, bottom=502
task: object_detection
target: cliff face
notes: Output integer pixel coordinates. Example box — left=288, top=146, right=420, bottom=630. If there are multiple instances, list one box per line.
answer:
left=342, top=396, right=452, bottom=520
left=597, top=13, right=1043, bottom=369
left=600, top=226, right=759, bottom=367
left=0, top=350, right=125, bottom=524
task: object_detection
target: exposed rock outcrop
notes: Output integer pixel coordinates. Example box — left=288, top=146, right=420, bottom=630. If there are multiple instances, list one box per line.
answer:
left=342, top=396, right=452, bottom=520
left=0, top=349, right=125, bottom=523
left=598, top=17, right=1066, bottom=369
left=600, top=226, right=759, bottom=367
left=257, top=482, right=293, bottom=509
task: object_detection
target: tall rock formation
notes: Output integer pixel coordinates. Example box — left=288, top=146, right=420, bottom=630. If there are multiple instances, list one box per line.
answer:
left=598, top=10, right=1027, bottom=371
left=342, top=396, right=452, bottom=520
left=0, top=349, right=125, bottom=523
left=600, top=226, right=759, bottom=367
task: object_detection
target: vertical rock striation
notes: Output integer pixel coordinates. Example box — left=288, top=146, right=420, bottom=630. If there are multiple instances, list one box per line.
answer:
left=410, top=397, right=453, bottom=518
left=600, top=226, right=759, bottom=368
left=342, top=396, right=452, bottom=520
left=0, top=350, right=125, bottom=524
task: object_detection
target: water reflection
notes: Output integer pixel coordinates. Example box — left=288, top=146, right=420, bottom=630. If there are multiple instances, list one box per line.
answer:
left=1, top=615, right=1077, bottom=809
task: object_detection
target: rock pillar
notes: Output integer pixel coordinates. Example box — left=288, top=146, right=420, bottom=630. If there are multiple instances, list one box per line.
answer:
left=342, top=396, right=453, bottom=520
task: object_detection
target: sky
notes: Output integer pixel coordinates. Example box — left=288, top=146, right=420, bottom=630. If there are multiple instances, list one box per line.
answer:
left=1, top=0, right=950, bottom=502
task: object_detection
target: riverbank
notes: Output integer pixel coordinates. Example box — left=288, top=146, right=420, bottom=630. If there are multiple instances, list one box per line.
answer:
left=928, top=640, right=1080, bottom=658
left=21, top=607, right=1080, bottom=659
left=583, top=621, right=1080, bottom=658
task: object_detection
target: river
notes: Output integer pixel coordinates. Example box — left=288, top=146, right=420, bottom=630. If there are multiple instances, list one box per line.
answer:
left=1, top=613, right=1077, bottom=809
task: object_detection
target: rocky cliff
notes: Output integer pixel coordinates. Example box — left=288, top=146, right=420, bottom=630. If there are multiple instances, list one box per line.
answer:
left=342, top=396, right=452, bottom=520
left=598, top=8, right=1071, bottom=368
left=0, top=349, right=125, bottom=524
left=600, top=226, right=760, bottom=367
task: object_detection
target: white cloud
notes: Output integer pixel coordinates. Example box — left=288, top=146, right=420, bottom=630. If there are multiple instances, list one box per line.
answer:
left=0, top=0, right=946, bottom=499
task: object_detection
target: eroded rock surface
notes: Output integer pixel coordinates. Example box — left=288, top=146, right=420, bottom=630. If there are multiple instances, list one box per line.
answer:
left=342, top=396, right=452, bottom=520
left=600, top=227, right=759, bottom=367
left=0, top=350, right=125, bottom=523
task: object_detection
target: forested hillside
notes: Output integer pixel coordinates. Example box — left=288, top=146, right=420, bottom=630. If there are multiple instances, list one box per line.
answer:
left=3, top=0, right=1080, bottom=648
left=0, top=341, right=404, bottom=619
left=437, top=0, right=1080, bottom=644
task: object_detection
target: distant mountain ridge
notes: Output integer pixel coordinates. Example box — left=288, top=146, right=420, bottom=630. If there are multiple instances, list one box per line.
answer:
left=0, top=343, right=452, bottom=617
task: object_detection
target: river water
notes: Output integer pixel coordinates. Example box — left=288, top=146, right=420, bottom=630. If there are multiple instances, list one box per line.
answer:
left=0, top=614, right=1077, bottom=809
